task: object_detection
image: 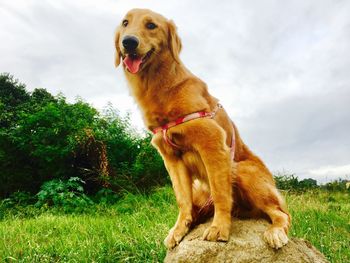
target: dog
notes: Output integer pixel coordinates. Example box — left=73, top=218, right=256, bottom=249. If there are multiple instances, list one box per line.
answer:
left=114, top=8, right=291, bottom=249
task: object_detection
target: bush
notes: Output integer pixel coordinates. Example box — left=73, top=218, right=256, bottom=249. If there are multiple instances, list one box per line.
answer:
left=35, top=177, right=93, bottom=210
left=108, top=133, right=169, bottom=192
left=0, top=73, right=168, bottom=198
left=321, top=179, right=350, bottom=192
left=94, top=188, right=120, bottom=204
left=0, top=73, right=100, bottom=196
left=274, top=173, right=318, bottom=191
left=1, top=191, right=35, bottom=208
left=92, top=105, right=168, bottom=193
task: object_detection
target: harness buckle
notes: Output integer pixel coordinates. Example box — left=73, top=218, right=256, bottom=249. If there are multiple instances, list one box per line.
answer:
left=210, top=103, right=223, bottom=118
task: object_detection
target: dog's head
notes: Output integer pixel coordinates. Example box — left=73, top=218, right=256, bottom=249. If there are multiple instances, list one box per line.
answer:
left=114, top=9, right=182, bottom=74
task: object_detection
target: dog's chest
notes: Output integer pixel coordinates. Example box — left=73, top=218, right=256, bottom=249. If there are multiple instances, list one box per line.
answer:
left=144, top=104, right=185, bottom=130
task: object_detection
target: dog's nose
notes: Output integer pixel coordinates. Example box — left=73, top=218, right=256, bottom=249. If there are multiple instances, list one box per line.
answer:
left=122, top=35, right=139, bottom=51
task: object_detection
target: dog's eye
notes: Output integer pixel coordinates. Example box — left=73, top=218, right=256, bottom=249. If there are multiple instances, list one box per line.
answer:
left=122, top=20, right=128, bottom=27
left=146, top=22, right=157, bottom=30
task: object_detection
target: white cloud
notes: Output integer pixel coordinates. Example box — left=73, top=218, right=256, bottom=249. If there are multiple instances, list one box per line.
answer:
left=309, top=164, right=350, bottom=183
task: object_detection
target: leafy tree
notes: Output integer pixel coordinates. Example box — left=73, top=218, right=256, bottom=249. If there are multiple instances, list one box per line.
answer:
left=0, top=73, right=167, bottom=198
left=0, top=73, right=30, bottom=128
left=0, top=74, right=100, bottom=196
left=299, top=178, right=318, bottom=189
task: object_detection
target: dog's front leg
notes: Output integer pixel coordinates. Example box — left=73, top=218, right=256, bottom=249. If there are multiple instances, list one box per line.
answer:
left=191, top=123, right=233, bottom=242
left=200, top=148, right=232, bottom=242
left=162, top=156, right=193, bottom=249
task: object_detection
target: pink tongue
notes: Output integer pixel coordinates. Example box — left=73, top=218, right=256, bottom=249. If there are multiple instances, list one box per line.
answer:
left=123, top=55, right=142, bottom=74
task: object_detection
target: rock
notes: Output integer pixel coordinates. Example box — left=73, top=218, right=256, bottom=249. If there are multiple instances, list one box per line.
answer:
left=164, top=219, right=329, bottom=263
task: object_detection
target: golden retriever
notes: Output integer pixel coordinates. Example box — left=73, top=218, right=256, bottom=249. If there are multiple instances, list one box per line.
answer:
left=114, top=8, right=291, bottom=249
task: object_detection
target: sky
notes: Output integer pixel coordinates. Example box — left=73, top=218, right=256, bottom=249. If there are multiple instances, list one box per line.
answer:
left=0, top=0, right=349, bottom=183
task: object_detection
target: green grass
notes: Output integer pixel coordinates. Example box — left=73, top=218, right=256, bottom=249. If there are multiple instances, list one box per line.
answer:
left=287, top=190, right=350, bottom=262
left=0, top=188, right=349, bottom=263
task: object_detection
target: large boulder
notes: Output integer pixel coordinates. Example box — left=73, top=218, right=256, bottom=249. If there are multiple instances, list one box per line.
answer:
left=164, top=219, right=328, bottom=263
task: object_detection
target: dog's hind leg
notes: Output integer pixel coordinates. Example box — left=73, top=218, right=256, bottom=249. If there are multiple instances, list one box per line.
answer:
left=236, top=159, right=291, bottom=249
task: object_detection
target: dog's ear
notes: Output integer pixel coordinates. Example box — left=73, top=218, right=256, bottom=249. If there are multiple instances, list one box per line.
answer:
left=114, top=28, right=121, bottom=67
left=168, top=20, right=182, bottom=64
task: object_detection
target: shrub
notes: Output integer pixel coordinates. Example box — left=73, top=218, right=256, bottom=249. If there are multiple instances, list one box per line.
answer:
left=0, top=74, right=100, bottom=196
left=35, top=177, right=93, bottom=210
left=94, top=106, right=168, bottom=193
left=321, top=179, right=350, bottom=192
left=1, top=191, right=35, bottom=208
left=274, top=173, right=318, bottom=191
left=94, top=188, right=120, bottom=204
left=0, top=73, right=168, bottom=198
left=130, top=134, right=169, bottom=188
left=107, top=133, right=168, bottom=192
left=274, top=173, right=300, bottom=190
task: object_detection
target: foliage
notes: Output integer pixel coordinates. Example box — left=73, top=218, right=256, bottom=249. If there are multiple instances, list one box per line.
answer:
left=93, top=105, right=168, bottom=192
left=94, top=188, right=120, bottom=204
left=321, top=178, right=350, bottom=192
left=0, top=92, right=98, bottom=196
left=0, top=191, right=35, bottom=208
left=274, top=173, right=318, bottom=191
left=0, top=73, right=167, bottom=198
left=274, top=173, right=350, bottom=193
left=35, top=177, right=93, bottom=210
left=0, top=73, right=30, bottom=128
left=108, top=133, right=169, bottom=192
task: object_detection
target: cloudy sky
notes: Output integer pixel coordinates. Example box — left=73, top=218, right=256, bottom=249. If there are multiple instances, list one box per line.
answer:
left=1, top=0, right=349, bottom=183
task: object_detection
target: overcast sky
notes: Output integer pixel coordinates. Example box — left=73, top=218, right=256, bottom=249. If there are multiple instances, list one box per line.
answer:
left=1, top=0, right=349, bottom=183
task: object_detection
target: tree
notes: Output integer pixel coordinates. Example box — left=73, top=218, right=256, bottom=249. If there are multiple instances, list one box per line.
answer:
left=0, top=73, right=167, bottom=197
left=0, top=73, right=30, bottom=128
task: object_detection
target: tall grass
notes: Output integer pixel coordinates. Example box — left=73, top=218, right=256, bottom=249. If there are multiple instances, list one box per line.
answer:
left=287, top=190, right=350, bottom=262
left=0, top=187, right=349, bottom=262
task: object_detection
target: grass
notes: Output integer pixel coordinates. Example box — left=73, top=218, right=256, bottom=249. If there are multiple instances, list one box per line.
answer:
left=0, top=187, right=349, bottom=263
left=287, top=190, right=350, bottom=262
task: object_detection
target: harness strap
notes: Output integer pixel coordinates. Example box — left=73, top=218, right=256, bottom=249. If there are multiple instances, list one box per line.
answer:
left=152, top=103, right=236, bottom=160
left=162, top=129, right=179, bottom=149
left=152, top=105, right=222, bottom=134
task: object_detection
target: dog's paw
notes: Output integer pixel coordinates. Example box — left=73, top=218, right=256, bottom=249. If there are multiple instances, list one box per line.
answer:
left=164, top=228, right=178, bottom=249
left=164, top=224, right=190, bottom=249
left=263, top=227, right=289, bottom=249
left=203, top=224, right=230, bottom=242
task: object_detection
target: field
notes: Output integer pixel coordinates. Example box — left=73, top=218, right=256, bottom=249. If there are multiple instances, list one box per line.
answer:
left=0, top=187, right=349, bottom=263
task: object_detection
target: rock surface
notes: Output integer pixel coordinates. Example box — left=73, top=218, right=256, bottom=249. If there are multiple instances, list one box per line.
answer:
left=164, top=219, right=329, bottom=263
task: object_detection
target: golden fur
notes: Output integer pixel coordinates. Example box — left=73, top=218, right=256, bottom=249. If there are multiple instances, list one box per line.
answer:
left=115, top=8, right=291, bottom=249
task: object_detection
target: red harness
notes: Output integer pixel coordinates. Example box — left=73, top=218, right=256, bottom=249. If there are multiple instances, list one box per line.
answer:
left=152, top=103, right=236, bottom=159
